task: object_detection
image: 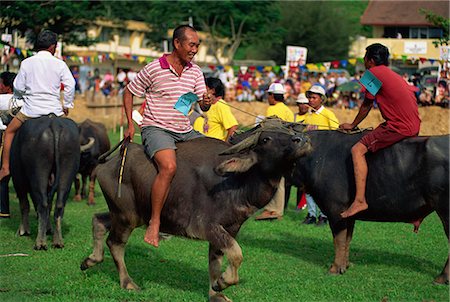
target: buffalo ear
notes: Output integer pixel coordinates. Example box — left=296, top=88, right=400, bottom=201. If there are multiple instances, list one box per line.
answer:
left=214, top=153, right=257, bottom=176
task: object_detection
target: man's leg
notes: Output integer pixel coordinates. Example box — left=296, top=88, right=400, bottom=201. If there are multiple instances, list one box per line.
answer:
left=255, top=177, right=285, bottom=220
left=0, top=117, right=23, bottom=181
left=340, top=142, right=369, bottom=218
left=144, top=149, right=177, bottom=247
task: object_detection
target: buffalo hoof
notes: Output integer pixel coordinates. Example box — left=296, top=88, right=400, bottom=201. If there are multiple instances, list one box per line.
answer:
left=34, top=244, right=48, bottom=251
left=209, top=293, right=232, bottom=302
left=329, top=263, right=347, bottom=275
left=17, top=229, right=30, bottom=237
left=121, top=277, right=140, bottom=290
left=52, top=242, right=64, bottom=249
left=212, top=276, right=231, bottom=292
left=433, top=274, right=449, bottom=285
left=73, top=195, right=82, bottom=202
left=80, top=257, right=103, bottom=271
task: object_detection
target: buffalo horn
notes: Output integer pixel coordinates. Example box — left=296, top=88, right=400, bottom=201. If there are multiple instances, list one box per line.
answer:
left=80, top=137, right=95, bottom=152
left=220, top=132, right=261, bottom=155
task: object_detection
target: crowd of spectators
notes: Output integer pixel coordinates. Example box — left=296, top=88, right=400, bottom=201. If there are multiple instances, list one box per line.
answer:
left=71, top=64, right=449, bottom=109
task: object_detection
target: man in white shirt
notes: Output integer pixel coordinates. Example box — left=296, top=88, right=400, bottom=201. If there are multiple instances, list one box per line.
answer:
left=0, top=30, right=75, bottom=181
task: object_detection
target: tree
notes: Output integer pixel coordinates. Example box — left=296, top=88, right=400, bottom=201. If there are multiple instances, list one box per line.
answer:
left=420, top=9, right=449, bottom=47
left=0, top=1, right=112, bottom=46
left=240, top=0, right=370, bottom=64
left=141, top=1, right=283, bottom=65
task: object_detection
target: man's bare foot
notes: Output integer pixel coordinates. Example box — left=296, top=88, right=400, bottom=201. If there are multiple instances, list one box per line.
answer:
left=144, top=223, right=160, bottom=247
left=340, top=200, right=368, bottom=218
left=0, top=168, right=10, bottom=181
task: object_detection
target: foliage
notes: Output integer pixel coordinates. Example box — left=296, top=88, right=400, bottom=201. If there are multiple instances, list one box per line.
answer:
left=0, top=1, right=108, bottom=46
left=420, top=9, right=450, bottom=47
left=140, top=0, right=283, bottom=65
left=242, top=0, right=370, bottom=64
left=0, top=129, right=448, bottom=301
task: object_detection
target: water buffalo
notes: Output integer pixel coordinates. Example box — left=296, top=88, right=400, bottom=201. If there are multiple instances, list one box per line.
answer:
left=289, top=130, right=449, bottom=284
left=81, top=121, right=311, bottom=301
left=74, top=119, right=110, bottom=205
left=11, top=115, right=83, bottom=250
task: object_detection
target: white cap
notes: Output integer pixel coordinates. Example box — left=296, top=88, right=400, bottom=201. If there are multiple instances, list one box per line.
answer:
left=306, top=85, right=326, bottom=97
left=306, top=85, right=327, bottom=101
left=267, top=83, right=285, bottom=94
left=296, top=93, right=309, bottom=104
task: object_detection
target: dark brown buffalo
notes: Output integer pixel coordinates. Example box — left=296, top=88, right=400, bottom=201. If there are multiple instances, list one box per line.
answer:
left=81, top=122, right=311, bottom=301
left=11, top=115, right=81, bottom=250
left=74, top=119, right=110, bottom=205
left=290, top=130, right=449, bottom=285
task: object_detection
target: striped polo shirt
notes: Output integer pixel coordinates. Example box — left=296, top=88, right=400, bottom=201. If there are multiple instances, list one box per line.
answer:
left=127, top=54, right=206, bottom=133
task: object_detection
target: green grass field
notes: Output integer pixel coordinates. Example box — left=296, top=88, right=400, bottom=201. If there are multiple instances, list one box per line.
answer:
left=0, top=130, right=448, bottom=302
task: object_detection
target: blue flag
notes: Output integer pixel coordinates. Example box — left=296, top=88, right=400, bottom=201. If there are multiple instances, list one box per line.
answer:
left=174, top=92, right=199, bottom=116
left=360, top=70, right=382, bottom=96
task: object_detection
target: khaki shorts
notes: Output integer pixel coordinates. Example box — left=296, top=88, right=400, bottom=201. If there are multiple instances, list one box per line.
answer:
left=15, top=111, right=32, bottom=123
left=141, top=126, right=203, bottom=158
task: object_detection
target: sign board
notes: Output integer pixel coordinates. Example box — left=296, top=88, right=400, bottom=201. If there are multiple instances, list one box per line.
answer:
left=404, top=41, right=427, bottom=54
left=1, top=34, right=12, bottom=43
left=439, top=46, right=450, bottom=62
left=285, top=46, right=307, bottom=79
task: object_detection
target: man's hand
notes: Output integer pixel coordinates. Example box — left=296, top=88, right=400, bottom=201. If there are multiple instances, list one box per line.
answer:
left=124, top=125, right=135, bottom=142
left=63, top=108, right=69, bottom=116
left=339, top=123, right=355, bottom=131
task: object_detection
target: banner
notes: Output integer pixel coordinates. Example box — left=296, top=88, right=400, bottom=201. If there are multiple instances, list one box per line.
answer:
left=285, top=45, right=308, bottom=78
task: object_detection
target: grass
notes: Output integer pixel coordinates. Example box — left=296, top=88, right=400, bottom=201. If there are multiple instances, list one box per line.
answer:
left=0, top=130, right=448, bottom=302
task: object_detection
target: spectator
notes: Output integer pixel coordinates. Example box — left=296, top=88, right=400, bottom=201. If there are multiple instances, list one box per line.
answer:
left=116, top=68, right=127, bottom=91
left=301, top=85, right=339, bottom=226
left=0, top=71, right=22, bottom=218
left=255, top=83, right=294, bottom=221
left=193, top=78, right=238, bottom=142
left=100, top=70, right=114, bottom=97
left=71, top=66, right=81, bottom=94
left=126, top=69, right=137, bottom=83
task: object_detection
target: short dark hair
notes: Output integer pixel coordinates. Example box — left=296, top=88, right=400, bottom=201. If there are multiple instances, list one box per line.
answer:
left=172, top=25, right=196, bottom=48
left=0, top=72, right=16, bottom=90
left=205, top=77, right=225, bottom=98
left=273, top=94, right=284, bottom=102
left=365, top=43, right=389, bottom=66
left=35, top=30, right=58, bottom=51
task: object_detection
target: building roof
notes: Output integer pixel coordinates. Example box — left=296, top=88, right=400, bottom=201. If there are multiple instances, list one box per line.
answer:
left=360, top=0, right=449, bottom=26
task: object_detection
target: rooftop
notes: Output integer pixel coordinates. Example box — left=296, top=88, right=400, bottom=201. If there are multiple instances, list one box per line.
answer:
left=360, top=0, right=449, bottom=26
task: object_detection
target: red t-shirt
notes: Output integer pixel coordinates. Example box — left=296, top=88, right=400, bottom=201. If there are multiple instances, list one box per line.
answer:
left=364, top=65, right=420, bottom=136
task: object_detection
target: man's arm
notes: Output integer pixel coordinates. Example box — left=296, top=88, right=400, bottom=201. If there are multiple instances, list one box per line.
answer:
left=340, top=97, right=373, bottom=130
left=225, top=125, right=238, bottom=143
left=123, top=87, right=135, bottom=140
left=61, top=65, right=76, bottom=114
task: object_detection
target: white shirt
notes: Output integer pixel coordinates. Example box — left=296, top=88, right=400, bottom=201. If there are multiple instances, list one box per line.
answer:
left=13, top=50, right=75, bottom=117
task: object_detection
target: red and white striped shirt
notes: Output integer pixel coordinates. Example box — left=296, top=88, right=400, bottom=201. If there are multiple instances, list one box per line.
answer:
left=127, top=54, right=206, bottom=133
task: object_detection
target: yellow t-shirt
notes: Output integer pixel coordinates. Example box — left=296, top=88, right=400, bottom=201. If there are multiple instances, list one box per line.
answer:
left=303, top=106, right=339, bottom=130
left=193, top=100, right=238, bottom=141
left=266, top=102, right=294, bottom=122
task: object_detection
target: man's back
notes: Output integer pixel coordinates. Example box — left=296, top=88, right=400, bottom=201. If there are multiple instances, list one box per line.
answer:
left=13, top=51, right=75, bottom=117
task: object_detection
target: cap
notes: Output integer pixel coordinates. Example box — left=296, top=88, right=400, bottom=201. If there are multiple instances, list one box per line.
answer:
left=296, top=93, right=309, bottom=104
left=306, top=85, right=327, bottom=101
left=267, top=83, right=285, bottom=94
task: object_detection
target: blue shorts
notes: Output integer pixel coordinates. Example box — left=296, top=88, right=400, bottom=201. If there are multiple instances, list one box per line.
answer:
left=141, top=126, right=203, bottom=158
